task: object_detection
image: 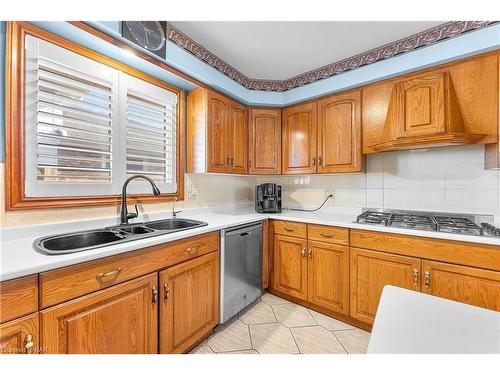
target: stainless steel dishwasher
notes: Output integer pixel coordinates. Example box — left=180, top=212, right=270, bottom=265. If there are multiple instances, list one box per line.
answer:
left=220, top=221, right=263, bottom=323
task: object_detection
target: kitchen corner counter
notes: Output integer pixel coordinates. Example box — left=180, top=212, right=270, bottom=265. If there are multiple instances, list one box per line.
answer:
left=1, top=204, right=498, bottom=281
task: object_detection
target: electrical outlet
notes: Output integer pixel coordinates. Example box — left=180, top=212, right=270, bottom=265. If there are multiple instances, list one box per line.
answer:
left=325, top=190, right=335, bottom=201
left=188, top=189, right=198, bottom=200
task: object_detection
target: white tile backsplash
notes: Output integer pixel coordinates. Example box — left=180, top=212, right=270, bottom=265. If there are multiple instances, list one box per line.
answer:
left=258, top=145, right=500, bottom=222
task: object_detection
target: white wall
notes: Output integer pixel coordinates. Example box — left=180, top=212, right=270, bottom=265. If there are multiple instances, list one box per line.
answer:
left=255, top=145, right=500, bottom=223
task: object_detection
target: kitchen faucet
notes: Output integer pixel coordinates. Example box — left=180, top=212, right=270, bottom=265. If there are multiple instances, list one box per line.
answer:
left=120, top=175, right=161, bottom=225
left=172, top=197, right=182, bottom=218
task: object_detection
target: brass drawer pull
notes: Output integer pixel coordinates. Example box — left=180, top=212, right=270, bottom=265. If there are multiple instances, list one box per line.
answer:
left=413, top=268, right=419, bottom=286
left=186, top=243, right=202, bottom=254
left=308, top=248, right=313, bottom=261
left=24, top=334, right=34, bottom=354
left=424, top=271, right=431, bottom=288
left=284, top=226, right=295, bottom=232
left=96, top=267, right=123, bottom=281
left=163, top=282, right=170, bottom=302
left=320, top=232, right=334, bottom=238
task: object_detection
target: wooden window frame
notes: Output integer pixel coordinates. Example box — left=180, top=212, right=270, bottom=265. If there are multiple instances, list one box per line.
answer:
left=5, top=21, right=185, bottom=210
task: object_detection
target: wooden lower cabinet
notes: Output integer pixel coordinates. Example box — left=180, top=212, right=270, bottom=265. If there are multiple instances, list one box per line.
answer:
left=350, top=248, right=421, bottom=325
left=307, top=241, right=349, bottom=315
left=159, top=251, right=219, bottom=354
left=422, top=260, right=500, bottom=311
left=40, top=273, right=158, bottom=354
left=0, top=313, right=38, bottom=354
left=272, top=234, right=308, bottom=301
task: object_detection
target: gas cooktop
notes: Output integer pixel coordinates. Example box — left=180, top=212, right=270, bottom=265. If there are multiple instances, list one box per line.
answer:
left=355, top=209, right=500, bottom=237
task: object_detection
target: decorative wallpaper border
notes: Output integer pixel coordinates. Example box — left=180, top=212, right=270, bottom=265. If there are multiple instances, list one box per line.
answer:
left=166, top=21, right=497, bottom=92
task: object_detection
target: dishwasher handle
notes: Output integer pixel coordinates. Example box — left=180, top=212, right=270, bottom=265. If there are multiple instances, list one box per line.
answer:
left=223, top=222, right=263, bottom=237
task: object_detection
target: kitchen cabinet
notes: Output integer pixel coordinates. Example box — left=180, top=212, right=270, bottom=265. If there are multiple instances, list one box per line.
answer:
left=363, top=53, right=498, bottom=153
left=159, top=251, right=219, bottom=354
left=0, top=275, right=38, bottom=324
left=317, top=90, right=362, bottom=173
left=421, top=261, right=500, bottom=311
left=272, top=234, right=309, bottom=300
left=229, top=101, right=248, bottom=174
left=41, top=273, right=158, bottom=354
left=282, top=102, right=317, bottom=174
left=187, top=87, right=248, bottom=174
left=350, top=248, right=421, bottom=325
left=307, top=241, right=349, bottom=314
left=248, top=108, right=281, bottom=174
left=0, top=313, right=38, bottom=354
left=207, top=90, right=231, bottom=173
left=271, top=221, right=350, bottom=316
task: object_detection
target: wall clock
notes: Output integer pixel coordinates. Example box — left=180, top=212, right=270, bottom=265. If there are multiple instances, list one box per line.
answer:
left=122, top=21, right=167, bottom=58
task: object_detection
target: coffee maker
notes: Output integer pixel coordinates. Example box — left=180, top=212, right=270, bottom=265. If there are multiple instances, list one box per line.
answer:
left=255, top=183, right=282, bottom=213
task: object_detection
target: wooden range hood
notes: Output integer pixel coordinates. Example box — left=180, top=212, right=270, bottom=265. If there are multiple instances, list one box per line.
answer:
left=369, top=71, right=487, bottom=152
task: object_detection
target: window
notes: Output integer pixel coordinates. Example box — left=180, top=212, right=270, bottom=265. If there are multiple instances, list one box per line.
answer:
left=5, top=22, right=183, bottom=210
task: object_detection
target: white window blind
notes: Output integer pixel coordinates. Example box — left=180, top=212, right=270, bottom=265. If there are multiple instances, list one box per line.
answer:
left=120, top=74, right=177, bottom=194
left=24, top=35, right=179, bottom=198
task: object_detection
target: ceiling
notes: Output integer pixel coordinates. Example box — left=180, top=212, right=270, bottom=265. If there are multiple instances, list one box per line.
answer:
left=169, top=21, right=443, bottom=80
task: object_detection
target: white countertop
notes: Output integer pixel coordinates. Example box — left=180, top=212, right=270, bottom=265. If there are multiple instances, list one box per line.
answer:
left=1, top=203, right=498, bottom=281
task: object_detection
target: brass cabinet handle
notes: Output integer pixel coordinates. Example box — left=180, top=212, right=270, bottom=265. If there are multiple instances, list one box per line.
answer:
left=284, top=226, right=295, bottom=232
left=320, top=232, right=334, bottom=238
left=163, top=282, right=170, bottom=302
left=226, top=156, right=230, bottom=166
left=412, top=268, right=419, bottom=286
left=186, top=243, right=202, bottom=254
left=152, top=285, right=158, bottom=305
left=318, top=156, right=322, bottom=166
left=230, top=156, right=234, bottom=166
left=424, top=271, right=431, bottom=288
left=308, top=248, right=313, bottom=261
left=301, top=247, right=306, bottom=259
left=312, top=157, right=316, bottom=166
left=24, top=334, right=34, bottom=354
left=96, top=267, right=122, bottom=281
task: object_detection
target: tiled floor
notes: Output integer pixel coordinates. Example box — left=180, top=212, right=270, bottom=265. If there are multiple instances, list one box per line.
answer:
left=190, top=293, right=370, bottom=354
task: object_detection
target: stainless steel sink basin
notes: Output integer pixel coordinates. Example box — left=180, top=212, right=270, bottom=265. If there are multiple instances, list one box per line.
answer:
left=144, top=218, right=204, bottom=231
left=34, top=218, right=208, bottom=255
left=35, top=230, right=126, bottom=255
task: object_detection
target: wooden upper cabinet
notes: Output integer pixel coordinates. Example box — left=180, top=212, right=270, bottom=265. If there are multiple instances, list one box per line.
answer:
left=229, top=100, right=248, bottom=174
left=0, top=313, right=38, bottom=354
left=399, top=73, right=446, bottom=137
left=273, top=234, right=308, bottom=301
left=307, top=241, right=349, bottom=315
left=317, top=90, right=362, bottom=173
left=282, top=102, right=317, bottom=174
left=159, top=251, right=219, bottom=354
left=41, top=273, right=158, bottom=354
left=362, top=53, right=498, bottom=153
left=350, top=248, right=421, bottom=325
left=248, top=108, right=281, bottom=174
left=422, top=261, right=500, bottom=312
left=207, top=90, right=231, bottom=173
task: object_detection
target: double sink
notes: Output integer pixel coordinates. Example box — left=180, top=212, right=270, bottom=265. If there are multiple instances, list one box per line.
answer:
left=34, top=218, right=208, bottom=255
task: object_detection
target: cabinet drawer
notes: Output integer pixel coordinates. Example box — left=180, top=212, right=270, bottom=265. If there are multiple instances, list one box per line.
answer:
left=273, top=220, right=307, bottom=238
left=0, top=275, right=38, bottom=324
left=40, top=232, right=219, bottom=308
left=307, top=224, right=349, bottom=245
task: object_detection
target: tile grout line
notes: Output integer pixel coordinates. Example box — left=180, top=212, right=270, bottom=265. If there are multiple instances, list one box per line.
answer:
left=331, top=331, right=349, bottom=354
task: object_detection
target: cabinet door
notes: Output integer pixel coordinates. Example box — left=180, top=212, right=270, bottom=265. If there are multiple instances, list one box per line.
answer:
left=229, top=101, right=248, bottom=174
left=317, top=90, right=362, bottom=173
left=350, top=248, right=421, bottom=325
left=159, top=251, right=219, bottom=354
left=0, top=313, right=38, bottom=355
left=272, top=234, right=308, bottom=301
left=422, top=261, right=500, bottom=311
left=398, top=72, right=446, bottom=137
left=248, top=108, right=281, bottom=174
left=282, top=102, right=317, bottom=174
left=207, top=90, right=230, bottom=173
left=41, top=273, right=158, bottom=354
left=307, top=241, right=349, bottom=315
